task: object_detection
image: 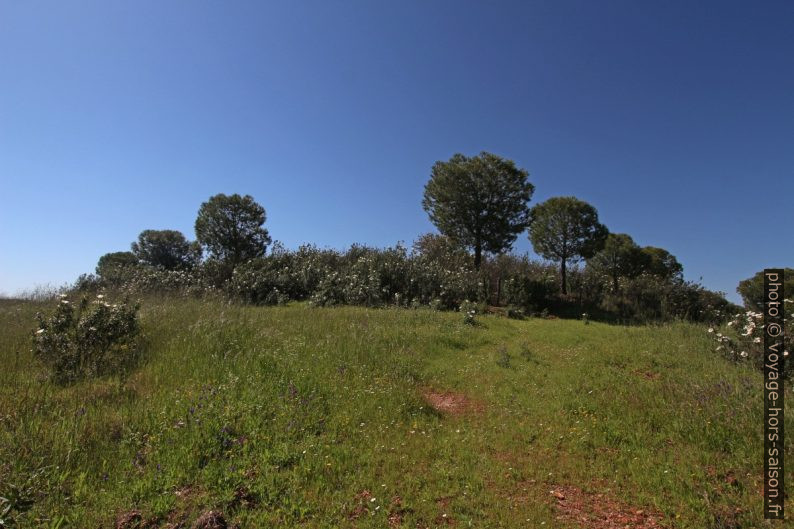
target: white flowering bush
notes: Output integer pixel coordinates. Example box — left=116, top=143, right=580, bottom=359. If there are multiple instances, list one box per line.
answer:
left=709, top=300, right=792, bottom=379
left=228, top=257, right=294, bottom=305
left=460, top=300, right=478, bottom=325
left=33, top=295, right=141, bottom=383
left=119, top=267, right=209, bottom=296
left=79, top=235, right=740, bottom=325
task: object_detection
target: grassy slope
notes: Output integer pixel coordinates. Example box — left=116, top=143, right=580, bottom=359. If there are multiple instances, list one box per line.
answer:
left=0, top=298, right=791, bottom=528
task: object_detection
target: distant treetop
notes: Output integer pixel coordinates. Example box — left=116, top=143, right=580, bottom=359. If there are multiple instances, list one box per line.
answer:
left=195, top=193, right=272, bottom=266
left=422, top=151, right=534, bottom=268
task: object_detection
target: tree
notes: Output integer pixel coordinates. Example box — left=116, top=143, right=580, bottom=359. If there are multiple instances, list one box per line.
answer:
left=412, top=233, right=470, bottom=269
left=96, top=251, right=139, bottom=278
left=422, top=152, right=534, bottom=268
left=641, top=246, right=683, bottom=281
left=195, top=193, right=272, bottom=266
left=528, top=196, right=608, bottom=294
left=588, top=233, right=648, bottom=292
left=737, top=268, right=794, bottom=311
left=131, top=229, right=202, bottom=270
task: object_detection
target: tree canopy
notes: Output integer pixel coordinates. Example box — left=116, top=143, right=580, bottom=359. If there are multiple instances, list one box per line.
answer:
left=528, top=196, right=608, bottom=294
left=588, top=233, right=648, bottom=292
left=641, top=246, right=683, bottom=281
left=131, top=229, right=201, bottom=270
left=422, top=152, right=534, bottom=268
left=195, top=193, right=271, bottom=266
left=737, top=268, right=793, bottom=311
left=96, top=251, right=139, bottom=278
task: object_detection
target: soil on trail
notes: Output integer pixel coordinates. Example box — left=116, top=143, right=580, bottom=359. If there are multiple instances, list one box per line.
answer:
left=549, top=485, right=666, bottom=529
left=422, top=389, right=484, bottom=416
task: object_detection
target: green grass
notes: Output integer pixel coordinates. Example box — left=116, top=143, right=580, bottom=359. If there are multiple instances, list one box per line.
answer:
left=0, top=297, right=791, bottom=528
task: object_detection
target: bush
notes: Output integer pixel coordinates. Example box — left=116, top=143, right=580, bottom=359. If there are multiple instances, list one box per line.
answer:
left=460, top=299, right=478, bottom=325
left=501, top=274, right=556, bottom=313
left=708, top=302, right=792, bottom=379
left=33, top=295, right=141, bottom=383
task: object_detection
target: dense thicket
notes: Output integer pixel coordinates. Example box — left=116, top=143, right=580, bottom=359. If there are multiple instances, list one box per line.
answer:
left=76, top=163, right=745, bottom=324
left=77, top=235, right=739, bottom=324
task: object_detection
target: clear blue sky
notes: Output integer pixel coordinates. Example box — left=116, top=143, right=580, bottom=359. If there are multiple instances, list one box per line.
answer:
left=1, top=1, right=792, bottom=302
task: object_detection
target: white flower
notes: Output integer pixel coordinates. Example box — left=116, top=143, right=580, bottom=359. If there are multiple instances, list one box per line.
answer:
left=96, top=294, right=104, bottom=299
left=753, top=337, right=761, bottom=343
left=784, top=351, right=789, bottom=357
left=61, top=300, right=70, bottom=304
left=707, top=328, right=714, bottom=333
left=36, top=328, right=45, bottom=335
left=740, top=351, right=748, bottom=358
left=59, top=293, right=67, bottom=299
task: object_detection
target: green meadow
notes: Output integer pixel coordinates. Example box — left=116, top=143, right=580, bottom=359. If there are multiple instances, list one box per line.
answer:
left=1, top=297, right=790, bottom=528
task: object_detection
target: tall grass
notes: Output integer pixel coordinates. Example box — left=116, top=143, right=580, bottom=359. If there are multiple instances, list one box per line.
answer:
left=0, top=297, right=790, bottom=527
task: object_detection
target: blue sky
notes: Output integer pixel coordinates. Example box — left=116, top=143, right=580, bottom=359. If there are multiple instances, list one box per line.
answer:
left=1, top=1, right=792, bottom=302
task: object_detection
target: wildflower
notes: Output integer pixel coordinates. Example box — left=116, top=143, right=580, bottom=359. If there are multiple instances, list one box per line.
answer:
left=707, top=328, right=714, bottom=333
left=61, top=300, right=70, bottom=304
left=740, top=351, right=748, bottom=358
left=753, top=337, right=761, bottom=343
left=97, top=294, right=104, bottom=299
left=36, top=328, right=45, bottom=335
left=59, top=294, right=67, bottom=299
left=785, top=351, right=790, bottom=357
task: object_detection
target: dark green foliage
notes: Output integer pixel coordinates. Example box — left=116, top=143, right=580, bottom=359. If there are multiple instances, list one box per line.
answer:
left=642, top=246, right=683, bottom=280
left=412, top=232, right=471, bottom=269
left=737, top=268, right=794, bottom=310
left=196, top=258, right=237, bottom=288
left=85, top=236, right=735, bottom=325
left=588, top=233, right=649, bottom=292
left=131, top=229, right=202, bottom=270
left=32, top=295, right=141, bottom=383
left=195, top=193, right=272, bottom=266
left=601, top=274, right=741, bottom=324
left=228, top=243, right=481, bottom=310
left=501, top=273, right=557, bottom=313
left=96, top=251, right=139, bottom=279
left=422, top=152, right=534, bottom=268
left=528, top=197, right=608, bottom=294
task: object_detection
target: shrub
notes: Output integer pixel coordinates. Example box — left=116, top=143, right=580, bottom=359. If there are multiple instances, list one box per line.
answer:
left=33, top=295, right=141, bottom=383
left=709, top=301, right=792, bottom=379
left=460, top=300, right=478, bottom=325
left=228, top=257, right=295, bottom=305
left=501, top=274, right=556, bottom=313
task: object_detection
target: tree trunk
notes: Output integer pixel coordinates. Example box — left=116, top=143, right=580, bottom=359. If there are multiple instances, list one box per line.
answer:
left=474, top=244, right=482, bottom=269
left=560, top=259, right=567, bottom=295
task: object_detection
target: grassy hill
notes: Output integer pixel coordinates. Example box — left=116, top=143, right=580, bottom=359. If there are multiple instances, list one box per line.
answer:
left=0, top=298, right=790, bottom=528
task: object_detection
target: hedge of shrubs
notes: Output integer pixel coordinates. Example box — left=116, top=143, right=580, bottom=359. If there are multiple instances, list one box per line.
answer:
left=73, top=240, right=739, bottom=325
